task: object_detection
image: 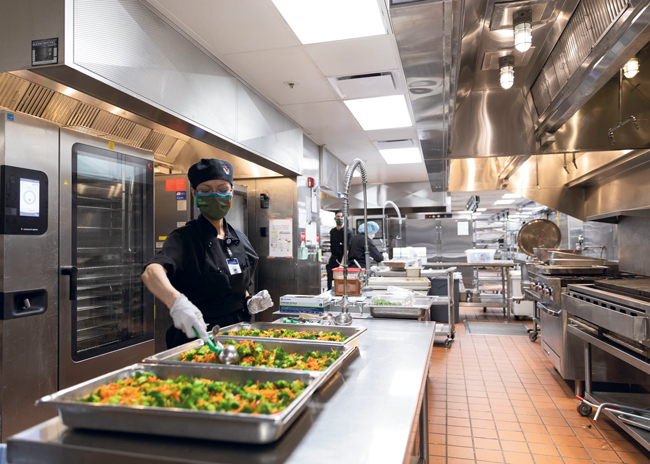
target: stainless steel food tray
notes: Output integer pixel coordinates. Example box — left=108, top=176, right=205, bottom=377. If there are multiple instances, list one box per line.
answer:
left=143, top=338, right=357, bottom=385
left=368, top=296, right=437, bottom=319
left=219, top=322, right=367, bottom=347
left=37, top=363, right=320, bottom=444
left=537, top=265, right=608, bottom=275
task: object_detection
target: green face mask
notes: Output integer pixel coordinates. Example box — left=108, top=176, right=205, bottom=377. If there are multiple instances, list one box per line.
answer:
left=195, top=193, right=232, bottom=221
left=335, top=218, right=344, bottom=226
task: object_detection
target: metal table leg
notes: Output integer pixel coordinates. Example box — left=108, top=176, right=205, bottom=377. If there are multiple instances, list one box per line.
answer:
left=585, top=340, right=592, bottom=395
left=418, top=377, right=429, bottom=463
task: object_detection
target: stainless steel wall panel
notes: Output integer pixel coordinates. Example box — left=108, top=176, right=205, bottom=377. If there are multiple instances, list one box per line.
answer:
left=237, top=177, right=299, bottom=322
left=451, top=89, right=537, bottom=157
left=618, top=217, right=650, bottom=275
left=73, top=0, right=238, bottom=143
left=236, top=84, right=303, bottom=174
left=320, top=147, right=346, bottom=195
left=0, top=112, right=59, bottom=441
left=296, top=137, right=321, bottom=295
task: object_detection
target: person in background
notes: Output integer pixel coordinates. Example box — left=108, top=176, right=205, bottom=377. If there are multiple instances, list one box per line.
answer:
left=326, top=210, right=353, bottom=289
left=348, top=221, right=388, bottom=269
left=142, top=158, right=274, bottom=349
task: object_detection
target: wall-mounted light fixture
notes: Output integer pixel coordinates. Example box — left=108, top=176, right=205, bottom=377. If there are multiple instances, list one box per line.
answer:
left=499, top=56, right=515, bottom=89
left=513, top=9, right=533, bottom=52
left=623, top=56, right=640, bottom=78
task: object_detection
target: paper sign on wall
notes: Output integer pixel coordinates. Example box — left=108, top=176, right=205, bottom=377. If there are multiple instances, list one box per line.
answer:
left=269, top=218, right=293, bottom=258
left=457, top=221, right=469, bottom=236
left=306, top=222, right=317, bottom=244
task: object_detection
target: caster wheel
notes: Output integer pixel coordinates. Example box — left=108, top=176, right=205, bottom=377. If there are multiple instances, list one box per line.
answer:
left=445, top=339, right=452, bottom=348
left=577, top=402, right=593, bottom=417
left=483, top=307, right=487, bottom=313
left=529, top=332, right=538, bottom=342
left=514, top=316, right=521, bottom=321
left=451, top=333, right=455, bottom=340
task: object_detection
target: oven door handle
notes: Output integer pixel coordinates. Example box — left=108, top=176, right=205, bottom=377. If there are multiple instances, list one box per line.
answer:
left=539, top=302, right=561, bottom=318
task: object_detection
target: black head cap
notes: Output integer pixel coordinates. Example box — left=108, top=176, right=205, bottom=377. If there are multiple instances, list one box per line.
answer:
left=188, top=159, right=234, bottom=189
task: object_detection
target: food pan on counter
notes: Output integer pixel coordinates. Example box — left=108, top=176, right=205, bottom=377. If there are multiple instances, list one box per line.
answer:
left=219, top=322, right=367, bottom=347
left=144, top=338, right=357, bottom=385
left=368, top=296, right=438, bottom=319
left=37, top=363, right=320, bottom=444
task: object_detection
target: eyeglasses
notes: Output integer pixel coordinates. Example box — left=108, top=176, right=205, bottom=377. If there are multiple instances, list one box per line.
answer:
left=196, top=187, right=233, bottom=195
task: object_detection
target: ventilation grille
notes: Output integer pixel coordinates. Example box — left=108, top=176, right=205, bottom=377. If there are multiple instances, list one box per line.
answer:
left=0, top=73, right=179, bottom=156
left=531, top=0, right=629, bottom=116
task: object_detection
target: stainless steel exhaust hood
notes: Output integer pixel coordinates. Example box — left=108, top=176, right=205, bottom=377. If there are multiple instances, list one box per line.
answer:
left=390, top=0, right=464, bottom=192
left=0, top=0, right=304, bottom=177
left=0, top=72, right=182, bottom=157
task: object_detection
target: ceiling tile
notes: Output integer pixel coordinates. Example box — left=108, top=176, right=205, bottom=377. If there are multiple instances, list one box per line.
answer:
left=366, top=126, right=418, bottom=141
left=320, top=131, right=377, bottom=154
left=147, top=0, right=300, bottom=55
left=282, top=101, right=362, bottom=133
left=305, top=35, right=400, bottom=77
left=361, top=161, right=430, bottom=183
left=223, top=47, right=338, bottom=105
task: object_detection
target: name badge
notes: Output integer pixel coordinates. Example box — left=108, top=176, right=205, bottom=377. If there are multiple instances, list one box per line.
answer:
left=227, top=258, right=242, bottom=275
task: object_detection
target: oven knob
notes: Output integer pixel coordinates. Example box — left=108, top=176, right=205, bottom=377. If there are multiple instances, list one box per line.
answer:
left=529, top=282, right=536, bottom=290
left=543, top=286, right=550, bottom=296
left=535, top=284, right=543, bottom=292
left=547, top=287, right=554, bottom=296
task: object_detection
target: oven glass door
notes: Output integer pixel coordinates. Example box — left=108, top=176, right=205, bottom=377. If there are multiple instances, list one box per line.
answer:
left=71, top=143, right=154, bottom=361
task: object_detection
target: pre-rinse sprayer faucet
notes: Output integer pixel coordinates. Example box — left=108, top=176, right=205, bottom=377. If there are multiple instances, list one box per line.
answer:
left=336, top=159, right=370, bottom=326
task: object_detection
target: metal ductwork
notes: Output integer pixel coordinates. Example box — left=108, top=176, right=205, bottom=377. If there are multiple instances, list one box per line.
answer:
left=390, top=0, right=464, bottom=193
left=0, top=72, right=181, bottom=156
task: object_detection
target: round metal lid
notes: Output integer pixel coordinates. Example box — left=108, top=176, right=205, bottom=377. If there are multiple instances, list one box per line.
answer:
left=517, top=219, right=562, bottom=257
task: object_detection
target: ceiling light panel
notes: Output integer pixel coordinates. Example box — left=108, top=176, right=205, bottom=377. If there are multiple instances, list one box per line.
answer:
left=494, top=199, right=516, bottom=205
left=379, top=147, right=422, bottom=164
left=271, top=0, right=386, bottom=45
left=502, top=193, right=521, bottom=198
left=345, top=95, right=413, bottom=131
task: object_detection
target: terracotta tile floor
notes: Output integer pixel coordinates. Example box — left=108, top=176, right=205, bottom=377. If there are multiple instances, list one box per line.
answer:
left=427, top=307, right=650, bottom=463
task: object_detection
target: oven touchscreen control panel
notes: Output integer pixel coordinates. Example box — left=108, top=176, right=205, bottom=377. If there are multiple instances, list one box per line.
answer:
left=1, top=165, right=48, bottom=235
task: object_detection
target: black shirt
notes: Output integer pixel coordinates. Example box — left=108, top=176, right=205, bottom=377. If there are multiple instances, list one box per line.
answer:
left=146, top=215, right=258, bottom=321
left=348, top=233, right=383, bottom=269
left=328, top=227, right=353, bottom=265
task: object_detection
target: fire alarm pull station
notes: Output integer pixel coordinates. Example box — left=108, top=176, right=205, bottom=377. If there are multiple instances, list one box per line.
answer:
left=307, top=177, right=315, bottom=188
left=260, top=193, right=270, bottom=209
left=0, top=166, right=48, bottom=235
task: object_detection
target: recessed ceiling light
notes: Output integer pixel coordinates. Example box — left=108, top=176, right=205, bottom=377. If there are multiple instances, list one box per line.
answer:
left=344, top=95, right=412, bottom=131
left=476, top=208, right=487, bottom=212
left=379, top=147, right=422, bottom=164
left=271, top=0, right=386, bottom=45
left=494, top=199, right=516, bottom=205
left=502, top=193, right=521, bottom=199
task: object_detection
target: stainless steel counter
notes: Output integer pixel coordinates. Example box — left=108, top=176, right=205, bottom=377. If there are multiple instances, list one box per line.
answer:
left=7, top=319, right=436, bottom=464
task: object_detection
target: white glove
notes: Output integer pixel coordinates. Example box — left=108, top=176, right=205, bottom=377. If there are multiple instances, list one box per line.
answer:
left=169, top=294, right=209, bottom=342
left=382, top=252, right=389, bottom=261
left=247, top=290, right=274, bottom=315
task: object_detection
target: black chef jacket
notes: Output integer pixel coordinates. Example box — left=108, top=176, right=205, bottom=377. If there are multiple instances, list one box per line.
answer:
left=348, top=233, right=383, bottom=269
left=146, top=215, right=259, bottom=323
left=328, top=227, right=353, bottom=266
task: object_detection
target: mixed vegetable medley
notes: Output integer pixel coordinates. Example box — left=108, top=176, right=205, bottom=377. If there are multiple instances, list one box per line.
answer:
left=372, top=298, right=402, bottom=306
left=222, top=328, right=347, bottom=342
left=76, top=371, right=305, bottom=415
left=181, top=339, right=341, bottom=371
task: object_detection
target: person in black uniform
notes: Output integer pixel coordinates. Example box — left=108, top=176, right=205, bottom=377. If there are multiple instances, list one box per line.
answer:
left=142, top=158, right=273, bottom=348
left=348, top=221, right=388, bottom=269
left=326, top=210, right=352, bottom=290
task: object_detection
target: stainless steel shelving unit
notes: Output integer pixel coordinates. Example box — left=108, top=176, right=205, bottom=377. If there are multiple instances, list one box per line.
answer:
left=423, top=262, right=514, bottom=321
